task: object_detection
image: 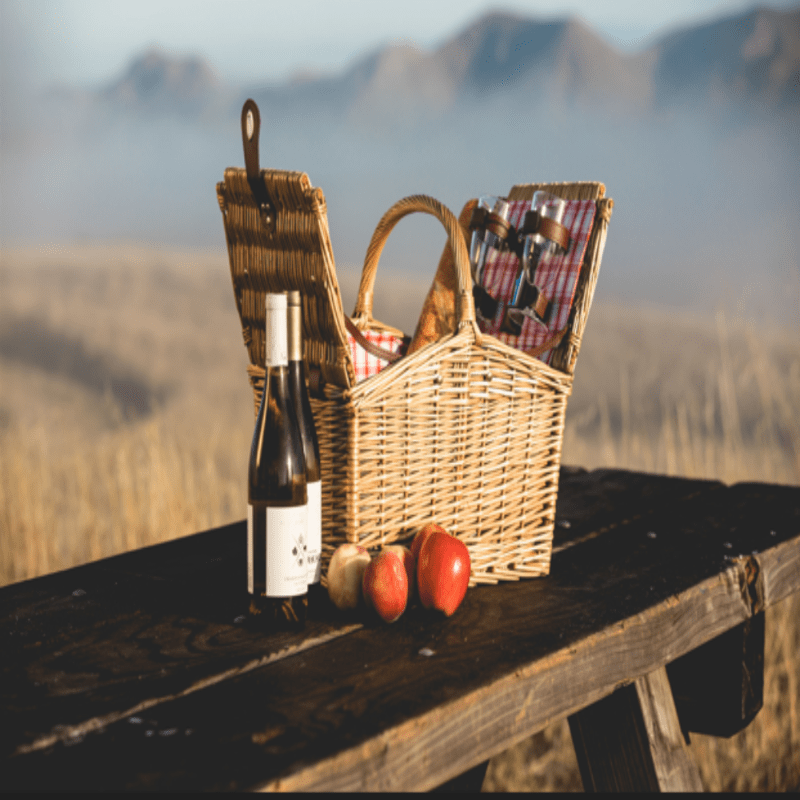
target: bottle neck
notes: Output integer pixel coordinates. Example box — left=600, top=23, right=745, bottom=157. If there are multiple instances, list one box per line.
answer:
left=266, top=363, right=290, bottom=388
left=287, top=302, right=303, bottom=363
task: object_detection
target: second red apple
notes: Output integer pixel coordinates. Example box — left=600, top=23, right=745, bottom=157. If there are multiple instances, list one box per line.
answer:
left=362, top=550, right=408, bottom=623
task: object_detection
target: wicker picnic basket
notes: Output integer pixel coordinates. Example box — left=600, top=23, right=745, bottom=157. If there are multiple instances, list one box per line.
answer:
left=216, top=112, right=612, bottom=585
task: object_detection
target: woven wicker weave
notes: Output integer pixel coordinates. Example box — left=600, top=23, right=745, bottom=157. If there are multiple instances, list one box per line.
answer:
left=217, top=170, right=612, bottom=585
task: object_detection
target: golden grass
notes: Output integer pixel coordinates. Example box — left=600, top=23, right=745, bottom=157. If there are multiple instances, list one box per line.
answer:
left=1, top=244, right=798, bottom=791
left=0, top=418, right=249, bottom=585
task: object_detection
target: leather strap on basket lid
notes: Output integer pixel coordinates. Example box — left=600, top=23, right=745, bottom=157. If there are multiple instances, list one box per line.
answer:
left=241, top=99, right=277, bottom=238
left=352, top=194, right=478, bottom=344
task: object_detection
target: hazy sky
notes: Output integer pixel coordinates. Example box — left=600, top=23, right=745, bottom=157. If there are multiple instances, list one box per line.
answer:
left=4, top=0, right=797, bottom=90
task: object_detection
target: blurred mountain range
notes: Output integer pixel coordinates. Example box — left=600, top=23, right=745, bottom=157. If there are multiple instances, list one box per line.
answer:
left=2, top=4, right=799, bottom=324
left=85, top=5, right=800, bottom=120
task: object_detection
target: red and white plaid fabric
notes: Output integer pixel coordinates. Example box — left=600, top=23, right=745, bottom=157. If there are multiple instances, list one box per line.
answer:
left=477, top=199, right=596, bottom=365
left=348, top=330, right=407, bottom=383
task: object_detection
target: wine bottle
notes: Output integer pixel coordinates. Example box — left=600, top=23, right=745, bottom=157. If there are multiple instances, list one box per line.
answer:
left=287, top=290, right=322, bottom=591
left=248, top=292, right=308, bottom=628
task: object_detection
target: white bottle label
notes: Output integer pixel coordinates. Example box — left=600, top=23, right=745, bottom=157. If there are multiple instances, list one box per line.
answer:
left=248, top=502, right=308, bottom=597
left=265, top=504, right=308, bottom=597
left=306, top=480, right=322, bottom=584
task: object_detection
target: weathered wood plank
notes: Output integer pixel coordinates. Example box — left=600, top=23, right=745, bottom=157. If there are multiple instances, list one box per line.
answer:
left=0, top=560, right=753, bottom=791
left=552, top=467, right=723, bottom=553
left=0, top=467, right=716, bottom=760
left=2, top=472, right=798, bottom=791
left=569, top=666, right=703, bottom=791
left=6, top=480, right=798, bottom=791
left=0, top=522, right=364, bottom=758
left=758, top=531, right=800, bottom=607
left=708, top=482, right=800, bottom=609
left=431, top=760, right=489, bottom=793
left=633, top=666, right=703, bottom=790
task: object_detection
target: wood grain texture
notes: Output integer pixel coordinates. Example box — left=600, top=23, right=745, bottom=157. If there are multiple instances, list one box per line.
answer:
left=431, top=759, right=489, bottom=793
left=758, top=532, right=800, bottom=608
left=0, top=468, right=713, bottom=760
left=634, top=667, right=704, bottom=791
left=551, top=467, right=724, bottom=553
left=569, top=666, right=703, bottom=791
left=0, top=561, right=751, bottom=791
left=0, top=521, right=363, bottom=758
left=2, top=470, right=798, bottom=791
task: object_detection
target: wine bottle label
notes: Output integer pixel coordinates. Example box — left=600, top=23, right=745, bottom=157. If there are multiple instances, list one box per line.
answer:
left=266, top=504, right=309, bottom=596
left=248, top=502, right=308, bottom=597
left=306, top=480, right=322, bottom=584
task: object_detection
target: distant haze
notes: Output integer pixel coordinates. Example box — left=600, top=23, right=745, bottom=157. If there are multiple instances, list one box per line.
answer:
left=1, top=4, right=799, bottom=326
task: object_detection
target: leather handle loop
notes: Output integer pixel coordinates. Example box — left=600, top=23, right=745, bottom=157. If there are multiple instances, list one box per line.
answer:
left=521, top=209, right=571, bottom=253
left=241, top=99, right=261, bottom=184
left=240, top=99, right=277, bottom=237
left=352, top=195, right=475, bottom=331
left=469, top=206, right=511, bottom=240
left=344, top=316, right=407, bottom=364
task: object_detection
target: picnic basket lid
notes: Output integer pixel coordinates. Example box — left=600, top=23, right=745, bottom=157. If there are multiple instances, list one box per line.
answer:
left=216, top=102, right=357, bottom=394
left=506, top=180, right=612, bottom=375
left=409, top=181, right=612, bottom=375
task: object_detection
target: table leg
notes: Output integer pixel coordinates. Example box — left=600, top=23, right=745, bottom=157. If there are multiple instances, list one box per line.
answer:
left=568, top=665, right=703, bottom=792
left=667, top=613, right=765, bottom=739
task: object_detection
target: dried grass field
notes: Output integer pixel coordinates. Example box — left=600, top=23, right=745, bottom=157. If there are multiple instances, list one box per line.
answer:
left=1, top=243, right=798, bottom=791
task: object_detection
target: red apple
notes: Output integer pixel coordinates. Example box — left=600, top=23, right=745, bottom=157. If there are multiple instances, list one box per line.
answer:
left=383, top=544, right=416, bottom=598
left=417, top=530, right=471, bottom=616
left=411, top=523, right=447, bottom=562
left=327, top=543, right=371, bottom=610
left=362, top=550, right=408, bottom=623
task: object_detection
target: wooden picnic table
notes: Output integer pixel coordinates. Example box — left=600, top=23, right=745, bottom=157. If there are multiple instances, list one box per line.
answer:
left=2, top=466, right=799, bottom=791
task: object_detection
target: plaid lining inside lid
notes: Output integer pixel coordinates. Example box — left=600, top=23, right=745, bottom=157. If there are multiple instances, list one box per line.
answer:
left=477, top=199, right=596, bottom=366
left=349, top=330, right=407, bottom=383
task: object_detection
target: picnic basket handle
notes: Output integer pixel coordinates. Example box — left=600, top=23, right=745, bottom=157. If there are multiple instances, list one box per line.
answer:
left=352, top=194, right=476, bottom=332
